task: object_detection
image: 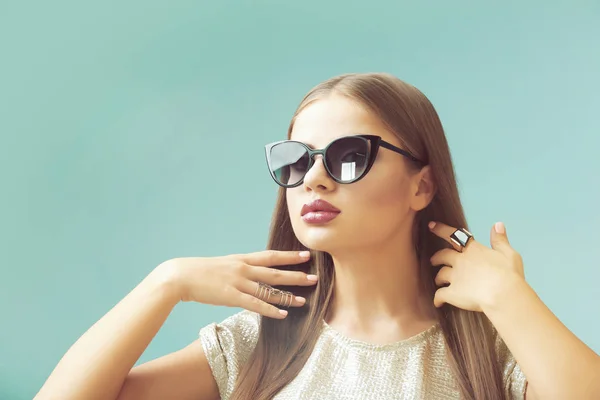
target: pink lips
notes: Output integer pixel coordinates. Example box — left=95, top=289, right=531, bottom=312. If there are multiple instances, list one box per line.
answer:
left=300, top=199, right=341, bottom=224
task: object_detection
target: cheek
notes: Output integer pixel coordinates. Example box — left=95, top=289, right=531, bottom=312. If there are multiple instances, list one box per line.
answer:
left=350, top=175, right=414, bottom=235
left=285, top=188, right=303, bottom=218
left=285, top=188, right=312, bottom=245
left=368, top=190, right=407, bottom=217
left=358, top=171, right=411, bottom=209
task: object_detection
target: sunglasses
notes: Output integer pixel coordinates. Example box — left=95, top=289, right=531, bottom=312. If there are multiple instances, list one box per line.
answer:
left=265, top=134, right=423, bottom=188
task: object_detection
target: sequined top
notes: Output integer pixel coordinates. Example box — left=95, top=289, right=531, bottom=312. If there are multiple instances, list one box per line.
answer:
left=199, top=310, right=527, bottom=399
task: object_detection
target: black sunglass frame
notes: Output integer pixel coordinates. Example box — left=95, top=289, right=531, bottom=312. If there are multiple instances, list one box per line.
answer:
left=264, top=134, right=423, bottom=188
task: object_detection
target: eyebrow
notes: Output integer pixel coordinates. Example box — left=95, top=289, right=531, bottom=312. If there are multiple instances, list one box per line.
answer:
left=288, top=137, right=315, bottom=148
left=300, top=140, right=316, bottom=149
left=291, top=133, right=369, bottom=149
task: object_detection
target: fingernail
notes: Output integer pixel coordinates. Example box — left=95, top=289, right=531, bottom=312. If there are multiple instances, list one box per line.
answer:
left=428, top=221, right=436, bottom=229
left=279, top=309, right=288, bottom=316
left=307, top=274, right=318, bottom=281
left=299, top=251, right=311, bottom=258
left=296, top=296, right=306, bottom=304
left=494, top=222, right=505, bottom=234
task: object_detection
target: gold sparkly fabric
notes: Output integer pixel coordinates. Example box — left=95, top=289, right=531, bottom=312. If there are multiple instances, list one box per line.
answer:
left=199, top=310, right=527, bottom=400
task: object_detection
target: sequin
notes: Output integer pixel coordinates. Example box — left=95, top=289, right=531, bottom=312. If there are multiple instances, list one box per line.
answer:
left=199, top=310, right=527, bottom=399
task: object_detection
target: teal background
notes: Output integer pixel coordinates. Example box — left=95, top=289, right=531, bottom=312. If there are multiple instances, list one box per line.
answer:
left=1, top=1, right=599, bottom=398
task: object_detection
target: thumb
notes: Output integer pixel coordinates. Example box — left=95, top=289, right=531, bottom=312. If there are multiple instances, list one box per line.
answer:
left=490, top=222, right=512, bottom=255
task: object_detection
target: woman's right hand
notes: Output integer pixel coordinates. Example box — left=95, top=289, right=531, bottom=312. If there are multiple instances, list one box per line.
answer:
left=154, top=250, right=317, bottom=319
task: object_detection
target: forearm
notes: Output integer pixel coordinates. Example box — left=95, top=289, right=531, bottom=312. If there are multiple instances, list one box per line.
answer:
left=483, top=273, right=600, bottom=399
left=35, top=266, right=180, bottom=400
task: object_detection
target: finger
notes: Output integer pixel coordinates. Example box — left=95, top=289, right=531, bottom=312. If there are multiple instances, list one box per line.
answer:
left=430, top=248, right=459, bottom=267
left=433, top=287, right=450, bottom=308
left=240, top=280, right=307, bottom=307
left=490, top=222, right=513, bottom=257
left=434, top=266, right=453, bottom=286
left=248, top=266, right=318, bottom=287
left=236, top=292, right=289, bottom=319
left=428, top=221, right=474, bottom=252
left=240, top=250, right=311, bottom=267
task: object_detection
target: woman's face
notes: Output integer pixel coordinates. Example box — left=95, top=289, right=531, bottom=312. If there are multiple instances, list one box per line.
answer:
left=286, top=94, right=430, bottom=253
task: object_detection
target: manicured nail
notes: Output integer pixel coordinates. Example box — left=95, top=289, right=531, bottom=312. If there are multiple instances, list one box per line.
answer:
left=307, top=274, right=318, bottom=281
left=296, top=296, right=306, bottom=304
left=279, top=309, right=288, bottom=316
left=299, top=251, right=311, bottom=258
left=494, top=222, right=505, bottom=234
left=428, top=221, right=436, bottom=229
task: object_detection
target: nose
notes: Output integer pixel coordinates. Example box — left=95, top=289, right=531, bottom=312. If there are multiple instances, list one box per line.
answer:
left=303, top=155, right=335, bottom=192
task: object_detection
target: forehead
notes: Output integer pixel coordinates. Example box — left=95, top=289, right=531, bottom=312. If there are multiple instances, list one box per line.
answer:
left=290, top=95, right=398, bottom=148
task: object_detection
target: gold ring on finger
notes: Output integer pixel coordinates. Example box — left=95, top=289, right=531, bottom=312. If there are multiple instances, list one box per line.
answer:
left=255, top=282, right=272, bottom=301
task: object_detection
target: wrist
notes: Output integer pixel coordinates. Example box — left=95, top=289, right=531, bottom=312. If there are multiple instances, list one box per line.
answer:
left=481, top=270, right=529, bottom=316
left=145, top=260, right=184, bottom=306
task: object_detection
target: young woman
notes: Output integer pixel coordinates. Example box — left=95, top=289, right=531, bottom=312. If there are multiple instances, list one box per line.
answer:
left=35, top=73, right=599, bottom=400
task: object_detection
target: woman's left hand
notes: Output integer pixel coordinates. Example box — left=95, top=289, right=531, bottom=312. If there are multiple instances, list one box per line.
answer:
left=428, top=221, right=526, bottom=312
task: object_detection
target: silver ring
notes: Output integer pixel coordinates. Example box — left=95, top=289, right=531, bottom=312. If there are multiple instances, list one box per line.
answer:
left=449, top=227, right=474, bottom=252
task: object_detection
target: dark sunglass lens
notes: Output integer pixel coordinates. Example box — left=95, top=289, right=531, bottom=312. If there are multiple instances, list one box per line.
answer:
left=326, top=137, right=370, bottom=182
left=269, top=142, right=310, bottom=186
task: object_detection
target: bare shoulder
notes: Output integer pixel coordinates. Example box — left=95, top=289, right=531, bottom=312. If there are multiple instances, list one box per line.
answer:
left=117, top=340, right=219, bottom=400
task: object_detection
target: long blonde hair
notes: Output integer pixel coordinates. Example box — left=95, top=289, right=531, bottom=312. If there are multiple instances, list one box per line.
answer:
left=230, top=73, right=506, bottom=400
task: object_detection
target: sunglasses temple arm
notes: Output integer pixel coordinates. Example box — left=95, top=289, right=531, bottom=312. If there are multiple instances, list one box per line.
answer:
left=379, top=141, right=423, bottom=164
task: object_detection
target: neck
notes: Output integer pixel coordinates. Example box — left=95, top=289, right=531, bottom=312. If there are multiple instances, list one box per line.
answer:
left=325, top=227, right=437, bottom=335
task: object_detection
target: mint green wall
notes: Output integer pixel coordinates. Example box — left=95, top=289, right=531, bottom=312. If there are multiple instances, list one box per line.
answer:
left=1, top=2, right=598, bottom=398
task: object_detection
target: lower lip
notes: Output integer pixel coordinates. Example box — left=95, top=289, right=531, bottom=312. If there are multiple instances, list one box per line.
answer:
left=301, top=211, right=340, bottom=224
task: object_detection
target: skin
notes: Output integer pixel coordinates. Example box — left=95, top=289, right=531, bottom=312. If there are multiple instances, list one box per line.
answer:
left=34, top=94, right=599, bottom=399
left=287, top=94, right=439, bottom=342
left=429, top=221, right=600, bottom=399
left=289, top=93, right=599, bottom=398
left=34, top=251, right=317, bottom=400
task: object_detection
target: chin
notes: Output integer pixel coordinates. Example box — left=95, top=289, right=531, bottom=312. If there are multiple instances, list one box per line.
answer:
left=295, top=227, right=346, bottom=253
